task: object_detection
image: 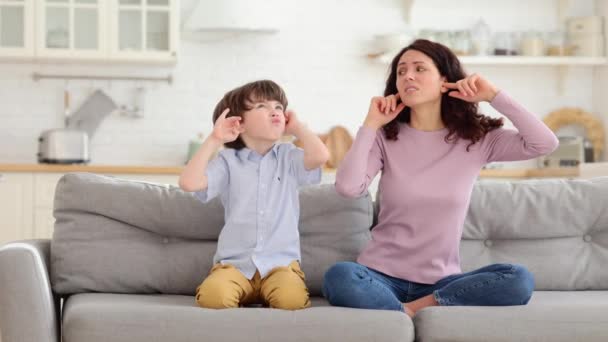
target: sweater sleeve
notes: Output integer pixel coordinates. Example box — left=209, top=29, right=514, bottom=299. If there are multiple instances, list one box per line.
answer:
left=482, top=91, right=559, bottom=163
left=335, top=126, right=384, bottom=198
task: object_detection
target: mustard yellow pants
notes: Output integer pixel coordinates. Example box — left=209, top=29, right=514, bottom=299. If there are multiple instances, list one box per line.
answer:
left=195, top=261, right=310, bottom=310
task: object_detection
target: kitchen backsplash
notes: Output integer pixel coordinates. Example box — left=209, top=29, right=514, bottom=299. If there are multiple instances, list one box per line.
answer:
left=0, top=0, right=600, bottom=166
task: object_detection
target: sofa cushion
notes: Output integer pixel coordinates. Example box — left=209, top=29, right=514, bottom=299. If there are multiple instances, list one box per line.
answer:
left=461, top=177, right=608, bottom=290
left=414, top=291, right=608, bottom=342
left=62, top=294, right=413, bottom=342
left=51, top=172, right=372, bottom=296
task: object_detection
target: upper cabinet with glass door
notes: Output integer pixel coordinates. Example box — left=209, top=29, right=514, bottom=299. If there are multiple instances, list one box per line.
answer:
left=109, top=0, right=178, bottom=63
left=0, top=0, right=34, bottom=58
left=37, top=0, right=106, bottom=60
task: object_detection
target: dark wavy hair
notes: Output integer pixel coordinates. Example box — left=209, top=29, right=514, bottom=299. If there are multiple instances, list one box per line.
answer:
left=383, top=39, right=503, bottom=150
left=212, top=80, right=288, bottom=149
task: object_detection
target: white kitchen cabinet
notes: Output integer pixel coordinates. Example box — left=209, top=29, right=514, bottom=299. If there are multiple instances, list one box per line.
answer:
left=30, top=172, right=178, bottom=239
left=1, top=0, right=179, bottom=63
left=32, top=173, right=63, bottom=239
left=33, top=208, right=55, bottom=239
left=108, top=0, right=179, bottom=63
left=0, top=171, right=179, bottom=244
left=36, top=0, right=107, bottom=60
left=0, top=0, right=35, bottom=58
left=0, top=173, right=34, bottom=245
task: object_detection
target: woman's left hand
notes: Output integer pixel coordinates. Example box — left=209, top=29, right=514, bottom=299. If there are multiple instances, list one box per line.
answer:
left=443, top=74, right=499, bottom=103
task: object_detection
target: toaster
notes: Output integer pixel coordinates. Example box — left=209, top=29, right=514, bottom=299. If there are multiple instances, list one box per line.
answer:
left=37, top=128, right=90, bottom=164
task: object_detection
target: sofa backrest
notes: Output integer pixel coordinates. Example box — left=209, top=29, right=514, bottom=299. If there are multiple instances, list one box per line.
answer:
left=52, top=173, right=608, bottom=296
left=51, top=173, right=372, bottom=297
left=461, top=177, right=608, bottom=290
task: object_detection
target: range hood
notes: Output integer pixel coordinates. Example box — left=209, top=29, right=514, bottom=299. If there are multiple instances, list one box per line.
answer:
left=183, top=0, right=280, bottom=34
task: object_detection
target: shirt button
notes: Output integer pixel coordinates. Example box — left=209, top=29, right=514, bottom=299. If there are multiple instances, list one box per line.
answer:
left=484, top=239, right=493, bottom=247
left=162, top=237, right=169, bottom=244
left=260, top=210, right=264, bottom=215
left=583, top=235, right=592, bottom=243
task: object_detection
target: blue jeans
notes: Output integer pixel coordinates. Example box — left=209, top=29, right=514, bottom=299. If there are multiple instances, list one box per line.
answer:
left=322, top=262, right=534, bottom=312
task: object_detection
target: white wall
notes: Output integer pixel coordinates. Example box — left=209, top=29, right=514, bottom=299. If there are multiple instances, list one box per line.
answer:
left=0, top=0, right=601, bottom=166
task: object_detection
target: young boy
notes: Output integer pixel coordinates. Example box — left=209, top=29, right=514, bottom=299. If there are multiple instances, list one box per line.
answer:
left=179, top=80, right=330, bottom=310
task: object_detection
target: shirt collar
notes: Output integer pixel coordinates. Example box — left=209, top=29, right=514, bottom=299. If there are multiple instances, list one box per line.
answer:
left=237, top=143, right=280, bottom=162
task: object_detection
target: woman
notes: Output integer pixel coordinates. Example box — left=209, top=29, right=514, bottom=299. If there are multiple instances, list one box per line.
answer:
left=322, top=39, right=558, bottom=317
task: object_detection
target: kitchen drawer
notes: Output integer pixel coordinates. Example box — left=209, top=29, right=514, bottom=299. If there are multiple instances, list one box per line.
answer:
left=34, top=173, right=64, bottom=209
left=0, top=172, right=34, bottom=244
left=34, top=208, right=55, bottom=239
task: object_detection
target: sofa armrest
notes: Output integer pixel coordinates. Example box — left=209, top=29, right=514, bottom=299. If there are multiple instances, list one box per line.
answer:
left=0, top=239, right=59, bottom=342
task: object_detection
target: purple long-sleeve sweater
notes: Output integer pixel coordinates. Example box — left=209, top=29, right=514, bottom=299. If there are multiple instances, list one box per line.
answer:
left=335, top=91, right=559, bottom=284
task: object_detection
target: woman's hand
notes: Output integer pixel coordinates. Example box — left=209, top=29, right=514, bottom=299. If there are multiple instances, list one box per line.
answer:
left=211, top=108, right=244, bottom=143
left=363, top=94, right=406, bottom=130
left=443, top=74, right=499, bottom=103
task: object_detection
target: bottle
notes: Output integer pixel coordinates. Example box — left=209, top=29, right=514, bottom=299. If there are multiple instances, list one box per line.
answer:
left=186, top=133, right=205, bottom=164
left=493, top=32, right=518, bottom=55
left=584, top=138, right=594, bottom=163
left=470, top=18, right=492, bottom=56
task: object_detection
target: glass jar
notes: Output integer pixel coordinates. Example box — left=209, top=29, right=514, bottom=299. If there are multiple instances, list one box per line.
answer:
left=546, top=31, right=569, bottom=56
left=520, top=31, right=546, bottom=56
left=470, top=18, right=492, bottom=55
left=493, top=32, right=518, bottom=55
left=452, top=30, right=472, bottom=56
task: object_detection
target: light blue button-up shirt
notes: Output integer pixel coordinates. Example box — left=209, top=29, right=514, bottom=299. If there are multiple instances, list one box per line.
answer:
left=195, top=143, right=321, bottom=279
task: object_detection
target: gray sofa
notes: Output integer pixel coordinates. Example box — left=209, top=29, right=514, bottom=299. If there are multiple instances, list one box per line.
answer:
left=1, top=173, right=607, bottom=342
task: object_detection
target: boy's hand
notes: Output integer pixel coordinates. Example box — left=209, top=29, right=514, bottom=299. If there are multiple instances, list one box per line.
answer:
left=211, top=108, right=244, bottom=143
left=284, top=110, right=303, bottom=136
left=364, top=94, right=406, bottom=130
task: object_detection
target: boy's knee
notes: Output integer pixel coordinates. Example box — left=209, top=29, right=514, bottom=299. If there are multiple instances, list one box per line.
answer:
left=263, top=270, right=310, bottom=310
left=267, top=287, right=310, bottom=310
left=195, top=280, right=240, bottom=309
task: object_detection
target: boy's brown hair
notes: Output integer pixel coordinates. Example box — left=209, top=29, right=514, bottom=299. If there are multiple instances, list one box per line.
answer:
left=212, top=80, right=288, bottom=150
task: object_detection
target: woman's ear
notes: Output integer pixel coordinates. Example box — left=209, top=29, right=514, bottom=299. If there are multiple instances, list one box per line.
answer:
left=440, top=77, right=448, bottom=93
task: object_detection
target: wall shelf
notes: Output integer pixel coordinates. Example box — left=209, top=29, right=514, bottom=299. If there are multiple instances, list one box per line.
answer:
left=369, top=53, right=608, bottom=66
left=459, top=56, right=608, bottom=66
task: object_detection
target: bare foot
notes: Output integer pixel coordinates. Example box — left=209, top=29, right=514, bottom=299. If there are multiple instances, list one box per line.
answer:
left=402, top=294, right=438, bottom=318
left=403, top=304, right=415, bottom=318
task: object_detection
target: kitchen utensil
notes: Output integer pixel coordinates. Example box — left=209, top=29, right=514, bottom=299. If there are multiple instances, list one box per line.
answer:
left=67, top=89, right=118, bottom=139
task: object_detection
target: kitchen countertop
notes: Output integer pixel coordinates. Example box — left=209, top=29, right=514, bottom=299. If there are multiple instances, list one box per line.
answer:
left=0, top=163, right=580, bottom=178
